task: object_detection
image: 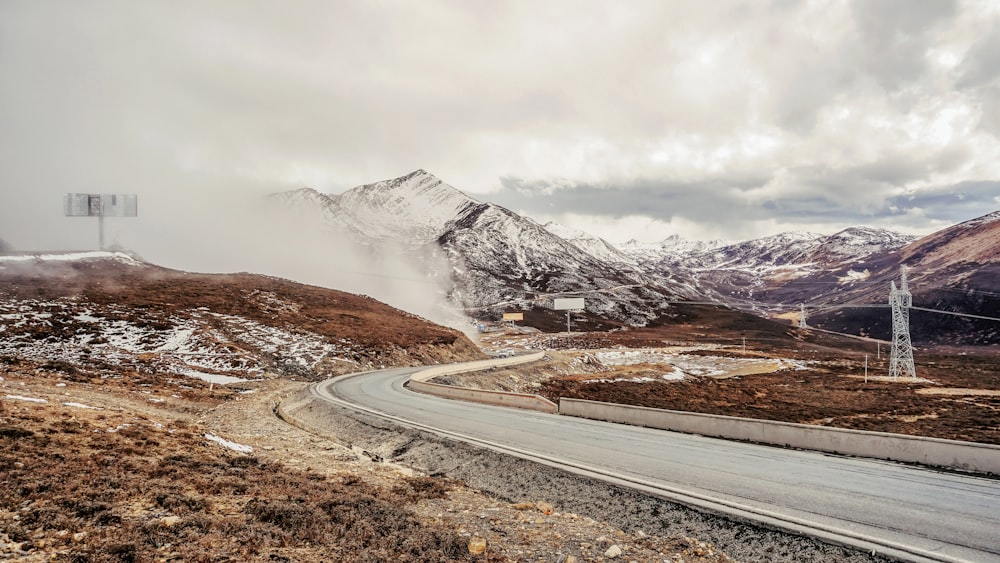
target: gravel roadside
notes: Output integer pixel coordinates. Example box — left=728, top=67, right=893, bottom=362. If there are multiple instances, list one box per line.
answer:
left=277, top=383, right=884, bottom=563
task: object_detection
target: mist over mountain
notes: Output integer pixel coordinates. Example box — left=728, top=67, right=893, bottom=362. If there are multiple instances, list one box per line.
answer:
left=272, top=169, right=999, bottom=344
left=274, top=170, right=711, bottom=327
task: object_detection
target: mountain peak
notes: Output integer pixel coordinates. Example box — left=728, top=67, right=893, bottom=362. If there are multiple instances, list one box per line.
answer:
left=320, top=170, right=482, bottom=242
left=396, top=168, right=434, bottom=182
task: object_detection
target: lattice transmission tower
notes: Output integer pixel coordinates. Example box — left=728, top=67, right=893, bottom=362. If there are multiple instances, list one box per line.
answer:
left=888, top=266, right=917, bottom=379
left=798, top=303, right=808, bottom=328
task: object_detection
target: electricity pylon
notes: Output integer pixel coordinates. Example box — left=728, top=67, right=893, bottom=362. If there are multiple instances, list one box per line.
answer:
left=798, top=304, right=808, bottom=328
left=888, top=266, right=917, bottom=380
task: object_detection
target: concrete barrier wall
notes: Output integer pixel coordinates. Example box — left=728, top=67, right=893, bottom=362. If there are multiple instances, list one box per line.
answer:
left=560, top=398, right=1000, bottom=475
left=407, top=379, right=557, bottom=412
left=406, top=351, right=557, bottom=413
left=409, top=351, right=546, bottom=382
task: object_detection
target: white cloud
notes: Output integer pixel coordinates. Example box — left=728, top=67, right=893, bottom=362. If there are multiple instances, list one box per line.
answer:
left=0, top=0, right=997, bottom=260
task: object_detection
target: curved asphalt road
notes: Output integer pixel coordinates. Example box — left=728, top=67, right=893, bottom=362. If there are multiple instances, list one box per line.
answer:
left=312, top=366, right=1000, bottom=563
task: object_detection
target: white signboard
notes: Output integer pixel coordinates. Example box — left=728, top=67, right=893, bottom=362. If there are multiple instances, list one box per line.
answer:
left=554, top=298, right=585, bottom=311
left=64, top=193, right=138, bottom=217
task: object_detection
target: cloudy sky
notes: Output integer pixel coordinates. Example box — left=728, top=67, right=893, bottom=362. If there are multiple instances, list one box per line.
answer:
left=2, top=0, right=1000, bottom=256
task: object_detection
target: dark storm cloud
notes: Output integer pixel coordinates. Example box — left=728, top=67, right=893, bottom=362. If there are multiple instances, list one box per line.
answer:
left=886, top=181, right=1000, bottom=223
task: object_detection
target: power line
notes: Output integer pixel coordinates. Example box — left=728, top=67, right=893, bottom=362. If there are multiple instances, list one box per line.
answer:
left=910, top=306, right=1000, bottom=323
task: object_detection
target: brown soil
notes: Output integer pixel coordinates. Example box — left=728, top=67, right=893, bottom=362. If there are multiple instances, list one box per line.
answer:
left=1, top=256, right=731, bottom=562
left=0, top=256, right=482, bottom=379
left=0, top=256, right=476, bottom=353
left=0, top=367, right=731, bottom=562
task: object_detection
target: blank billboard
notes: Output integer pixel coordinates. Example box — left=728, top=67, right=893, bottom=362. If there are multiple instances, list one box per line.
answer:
left=64, top=194, right=138, bottom=217
left=553, top=298, right=585, bottom=311
left=502, top=312, right=524, bottom=321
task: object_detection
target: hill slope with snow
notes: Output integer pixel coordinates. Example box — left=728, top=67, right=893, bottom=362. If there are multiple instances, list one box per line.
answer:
left=0, top=252, right=481, bottom=383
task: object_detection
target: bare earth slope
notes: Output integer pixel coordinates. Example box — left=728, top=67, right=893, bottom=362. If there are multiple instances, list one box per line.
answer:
left=0, top=252, right=482, bottom=383
left=1, top=252, right=742, bottom=562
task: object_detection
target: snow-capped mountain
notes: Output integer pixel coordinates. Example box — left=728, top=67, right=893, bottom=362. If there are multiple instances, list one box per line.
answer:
left=541, top=222, right=637, bottom=266
left=272, top=170, right=480, bottom=243
left=273, top=170, right=709, bottom=325
left=801, top=211, right=1000, bottom=345
left=272, top=168, right=996, bottom=342
left=646, top=227, right=914, bottom=274
left=618, top=235, right=731, bottom=266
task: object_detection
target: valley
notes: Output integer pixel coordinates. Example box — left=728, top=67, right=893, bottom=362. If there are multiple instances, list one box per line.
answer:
left=2, top=170, right=998, bottom=562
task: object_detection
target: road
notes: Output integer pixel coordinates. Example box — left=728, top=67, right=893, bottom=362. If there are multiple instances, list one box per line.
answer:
left=311, top=366, right=1000, bottom=563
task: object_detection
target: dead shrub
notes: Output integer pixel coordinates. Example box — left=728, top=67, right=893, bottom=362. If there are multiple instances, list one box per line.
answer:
left=391, top=475, right=454, bottom=503
left=244, top=498, right=324, bottom=542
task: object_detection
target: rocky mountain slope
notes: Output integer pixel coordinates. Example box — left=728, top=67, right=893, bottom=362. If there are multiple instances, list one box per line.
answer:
left=630, top=228, right=916, bottom=303
left=798, top=211, right=1000, bottom=345
left=0, top=251, right=482, bottom=384
left=270, top=169, right=996, bottom=343
left=275, top=170, right=710, bottom=327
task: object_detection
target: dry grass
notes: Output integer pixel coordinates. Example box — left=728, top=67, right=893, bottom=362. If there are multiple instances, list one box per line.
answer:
left=0, top=401, right=481, bottom=562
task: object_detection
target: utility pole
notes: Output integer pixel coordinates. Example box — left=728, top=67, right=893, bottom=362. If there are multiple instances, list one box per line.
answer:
left=888, top=266, right=917, bottom=380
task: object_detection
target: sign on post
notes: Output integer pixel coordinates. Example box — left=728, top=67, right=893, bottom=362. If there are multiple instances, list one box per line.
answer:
left=64, top=193, right=138, bottom=250
left=553, top=298, right=585, bottom=311
left=553, top=297, right=585, bottom=333
left=502, top=312, right=524, bottom=321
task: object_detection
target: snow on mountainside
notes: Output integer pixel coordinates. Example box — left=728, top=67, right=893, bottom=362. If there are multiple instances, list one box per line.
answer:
left=272, top=170, right=479, bottom=242
left=541, top=222, right=637, bottom=266
left=336, top=170, right=481, bottom=242
left=755, top=211, right=1000, bottom=345
left=273, top=170, right=710, bottom=325
left=646, top=227, right=914, bottom=279
left=0, top=252, right=481, bottom=383
left=618, top=235, right=731, bottom=265
left=274, top=168, right=998, bottom=341
left=441, top=205, right=692, bottom=323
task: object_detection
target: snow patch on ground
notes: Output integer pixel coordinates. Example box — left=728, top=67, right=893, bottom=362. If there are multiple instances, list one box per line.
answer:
left=205, top=433, right=253, bottom=453
left=0, top=298, right=368, bottom=385
left=179, top=369, right=249, bottom=385
left=0, top=251, right=141, bottom=265
left=63, top=402, right=101, bottom=410
left=837, top=269, right=871, bottom=284
left=5, top=394, right=48, bottom=403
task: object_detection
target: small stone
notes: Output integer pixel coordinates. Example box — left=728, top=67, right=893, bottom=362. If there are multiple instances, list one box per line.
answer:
left=72, top=532, right=87, bottom=542
left=536, top=501, right=555, bottom=515
left=636, top=530, right=647, bottom=538
left=605, top=544, right=623, bottom=558
left=467, top=536, right=487, bottom=555
left=159, top=516, right=181, bottom=528
left=512, top=502, right=535, bottom=511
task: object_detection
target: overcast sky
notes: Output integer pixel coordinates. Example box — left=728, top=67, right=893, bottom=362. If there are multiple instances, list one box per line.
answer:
left=2, top=0, right=1000, bottom=256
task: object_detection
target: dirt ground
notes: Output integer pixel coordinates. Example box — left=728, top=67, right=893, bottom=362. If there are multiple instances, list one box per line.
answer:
left=0, top=363, right=733, bottom=562
left=472, top=330, right=1000, bottom=445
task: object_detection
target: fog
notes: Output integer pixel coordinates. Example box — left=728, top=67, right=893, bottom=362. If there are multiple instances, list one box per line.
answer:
left=1, top=177, right=461, bottom=330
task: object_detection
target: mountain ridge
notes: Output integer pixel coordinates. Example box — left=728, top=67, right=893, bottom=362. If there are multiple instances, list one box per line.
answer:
left=271, top=169, right=998, bottom=343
